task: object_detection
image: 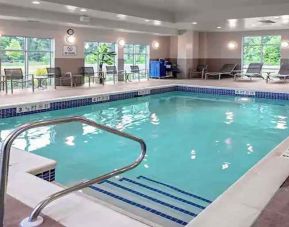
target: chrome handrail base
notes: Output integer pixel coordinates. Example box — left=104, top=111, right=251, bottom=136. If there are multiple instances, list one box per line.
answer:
left=20, top=216, right=44, bottom=227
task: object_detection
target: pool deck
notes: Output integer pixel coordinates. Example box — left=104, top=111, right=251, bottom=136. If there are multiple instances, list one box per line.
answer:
left=3, top=78, right=289, bottom=227
left=1, top=78, right=289, bottom=107
left=253, top=176, right=289, bottom=227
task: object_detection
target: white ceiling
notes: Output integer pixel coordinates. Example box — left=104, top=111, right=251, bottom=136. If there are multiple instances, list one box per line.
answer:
left=0, top=0, right=289, bottom=35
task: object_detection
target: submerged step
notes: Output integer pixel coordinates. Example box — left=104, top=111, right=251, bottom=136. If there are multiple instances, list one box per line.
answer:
left=120, top=177, right=206, bottom=210
left=137, top=176, right=212, bottom=204
left=102, top=180, right=197, bottom=217
left=89, top=185, right=188, bottom=226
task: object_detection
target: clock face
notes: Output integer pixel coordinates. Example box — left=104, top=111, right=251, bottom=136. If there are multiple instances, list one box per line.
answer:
left=67, top=28, right=74, bottom=36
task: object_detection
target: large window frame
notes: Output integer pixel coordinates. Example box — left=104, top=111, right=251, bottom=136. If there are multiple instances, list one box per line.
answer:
left=242, top=35, right=281, bottom=72
left=84, top=41, right=118, bottom=72
left=0, top=35, right=55, bottom=75
left=124, top=44, right=149, bottom=73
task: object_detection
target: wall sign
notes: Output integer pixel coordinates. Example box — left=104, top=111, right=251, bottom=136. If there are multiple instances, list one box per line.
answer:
left=92, top=95, right=110, bottom=103
left=235, top=90, right=256, bottom=96
left=16, top=103, right=51, bottom=114
left=138, top=89, right=151, bottom=96
left=63, top=45, right=77, bottom=56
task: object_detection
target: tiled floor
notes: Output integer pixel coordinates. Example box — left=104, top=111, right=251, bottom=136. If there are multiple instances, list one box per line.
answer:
left=253, top=177, right=289, bottom=227
left=1, top=78, right=289, bottom=107
left=4, top=195, right=63, bottom=227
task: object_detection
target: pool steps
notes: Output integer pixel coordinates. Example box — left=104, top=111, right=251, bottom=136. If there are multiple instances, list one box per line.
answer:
left=137, top=176, right=212, bottom=204
left=88, top=176, right=211, bottom=227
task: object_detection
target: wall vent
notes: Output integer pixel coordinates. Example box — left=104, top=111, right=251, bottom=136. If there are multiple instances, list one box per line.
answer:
left=259, top=19, right=276, bottom=24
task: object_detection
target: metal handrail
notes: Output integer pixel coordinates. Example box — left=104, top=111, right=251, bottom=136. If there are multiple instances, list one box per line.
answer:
left=0, top=116, right=146, bottom=226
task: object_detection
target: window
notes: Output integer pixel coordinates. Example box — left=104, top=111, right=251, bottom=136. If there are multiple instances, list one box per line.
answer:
left=242, top=35, right=281, bottom=72
left=0, top=36, right=25, bottom=74
left=27, top=38, right=54, bottom=75
left=0, top=36, right=54, bottom=75
left=84, top=41, right=117, bottom=71
left=124, top=44, right=149, bottom=80
left=84, top=41, right=117, bottom=83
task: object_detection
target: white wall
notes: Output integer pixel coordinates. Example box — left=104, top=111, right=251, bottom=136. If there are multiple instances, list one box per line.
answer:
left=199, top=30, right=289, bottom=59
left=0, top=20, right=170, bottom=59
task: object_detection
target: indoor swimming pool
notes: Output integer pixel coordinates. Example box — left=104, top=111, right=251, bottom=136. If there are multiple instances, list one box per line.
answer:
left=1, top=91, right=289, bottom=226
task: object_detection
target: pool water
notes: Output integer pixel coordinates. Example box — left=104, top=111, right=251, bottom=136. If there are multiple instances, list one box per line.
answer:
left=1, top=91, right=289, bottom=200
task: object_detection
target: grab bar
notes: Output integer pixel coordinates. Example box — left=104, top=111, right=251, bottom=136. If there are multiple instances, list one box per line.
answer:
left=0, top=116, right=146, bottom=227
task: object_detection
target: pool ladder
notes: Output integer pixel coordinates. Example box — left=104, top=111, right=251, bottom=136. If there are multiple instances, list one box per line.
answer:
left=0, top=116, right=146, bottom=227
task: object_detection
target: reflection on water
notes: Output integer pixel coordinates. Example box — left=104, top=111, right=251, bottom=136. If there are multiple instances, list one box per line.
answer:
left=225, top=112, right=234, bottom=125
left=0, top=101, right=158, bottom=153
left=1, top=92, right=289, bottom=200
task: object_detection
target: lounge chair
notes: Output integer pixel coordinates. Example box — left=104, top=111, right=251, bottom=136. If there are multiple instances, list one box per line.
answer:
left=234, top=63, right=264, bottom=81
left=106, top=66, right=125, bottom=83
left=189, top=65, right=208, bottom=79
left=205, top=64, right=237, bottom=80
left=267, top=63, right=289, bottom=83
left=4, top=68, right=34, bottom=94
left=79, top=67, right=103, bottom=86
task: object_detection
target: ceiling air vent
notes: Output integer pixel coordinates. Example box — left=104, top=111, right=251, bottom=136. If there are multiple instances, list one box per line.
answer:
left=259, top=19, right=276, bottom=24
left=27, top=20, right=40, bottom=23
left=80, top=15, right=90, bottom=23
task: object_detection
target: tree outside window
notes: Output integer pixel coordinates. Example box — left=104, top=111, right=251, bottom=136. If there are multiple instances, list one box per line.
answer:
left=124, top=44, right=149, bottom=80
left=242, top=35, right=281, bottom=72
left=0, top=36, right=54, bottom=75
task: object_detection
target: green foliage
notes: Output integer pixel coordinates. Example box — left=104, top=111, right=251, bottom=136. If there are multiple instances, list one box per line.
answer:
left=124, top=44, right=148, bottom=65
left=243, top=35, right=281, bottom=66
left=93, top=43, right=116, bottom=69
left=5, top=39, right=22, bottom=60
left=84, top=43, right=116, bottom=70
left=0, top=36, right=53, bottom=74
left=35, top=68, right=48, bottom=76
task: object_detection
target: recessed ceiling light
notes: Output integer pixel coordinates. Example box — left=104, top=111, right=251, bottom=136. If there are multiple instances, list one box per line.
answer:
left=80, top=8, right=87, bottom=12
left=228, top=19, right=237, bottom=28
left=282, top=15, right=289, bottom=24
left=32, top=1, right=40, bottom=4
left=192, top=22, right=198, bottom=25
left=117, top=14, right=127, bottom=20
left=217, top=26, right=222, bottom=29
left=66, top=5, right=77, bottom=11
left=153, top=20, right=162, bottom=26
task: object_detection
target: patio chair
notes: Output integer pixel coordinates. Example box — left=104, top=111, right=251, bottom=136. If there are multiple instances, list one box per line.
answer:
left=128, top=65, right=148, bottom=81
left=267, top=63, right=289, bottom=83
left=234, top=63, right=264, bottom=81
left=4, top=68, right=34, bottom=94
left=205, top=64, right=237, bottom=80
left=46, top=67, right=75, bottom=87
left=189, top=65, right=208, bottom=79
left=79, top=67, right=104, bottom=86
left=106, top=66, right=125, bottom=83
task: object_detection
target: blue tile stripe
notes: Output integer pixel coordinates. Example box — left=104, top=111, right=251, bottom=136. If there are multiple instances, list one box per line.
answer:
left=35, top=168, right=55, bottom=182
left=120, top=177, right=205, bottom=210
left=2, top=85, right=289, bottom=119
left=137, top=176, right=212, bottom=204
left=103, top=180, right=197, bottom=217
left=89, top=185, right=188, bottom=226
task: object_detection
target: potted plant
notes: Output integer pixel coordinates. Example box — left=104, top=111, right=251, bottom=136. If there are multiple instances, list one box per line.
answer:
left=93, top=43, right=116, bottom=84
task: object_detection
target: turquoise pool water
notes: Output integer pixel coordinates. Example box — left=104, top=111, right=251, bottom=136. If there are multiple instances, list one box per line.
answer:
left=1, top=92, right=289, bottom=200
